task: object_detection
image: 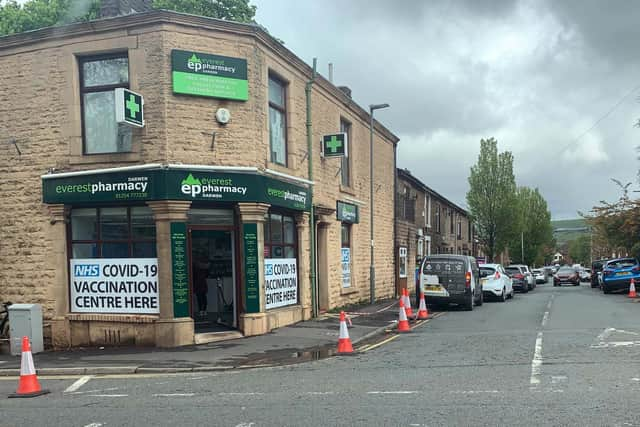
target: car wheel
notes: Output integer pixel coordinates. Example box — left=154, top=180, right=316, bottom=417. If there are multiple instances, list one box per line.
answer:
left=477, top=290, right=484, bottom=306
left=464, top=292, right=474, bottom=311
left=499, top=288, right=506, bottom=302
left=510, top=289, right=515, bottom=299
left=603, top=284, right=612, bottom=294
left=522, top=285, right=529, bottom=293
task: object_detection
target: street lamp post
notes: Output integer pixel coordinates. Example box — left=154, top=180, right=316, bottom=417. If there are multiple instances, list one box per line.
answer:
left=369, top=103, right=390, bottom=305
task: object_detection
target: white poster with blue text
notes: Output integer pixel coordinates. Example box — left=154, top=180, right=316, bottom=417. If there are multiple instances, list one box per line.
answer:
left=265, top=258, right=298, bottom=309
left=341, top=248, right=351, bottom=288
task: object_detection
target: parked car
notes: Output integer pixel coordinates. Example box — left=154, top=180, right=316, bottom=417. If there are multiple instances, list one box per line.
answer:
left=579, top=268, right=591, bottom=282
left=508, top=264, right=535, bottom=290
left=601, top=257, right=640, bottom=294
left=418, top=255, right=483, bottom=310
left=480, top=264, right=514, bottom=302
left=543, top=266, right=554, bottom=278
left=591, top=259, right=607, bottom=289
left=505, top=265, right=529, bottom=293
left=532, top=268, right=547, bottom=284
left=553, top=266, right=580, bottom=286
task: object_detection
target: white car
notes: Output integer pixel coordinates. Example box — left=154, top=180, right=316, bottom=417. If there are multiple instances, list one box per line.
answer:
left=480, top=264, right=514, bottom=302
left=532, top=268, right=546, bottom=284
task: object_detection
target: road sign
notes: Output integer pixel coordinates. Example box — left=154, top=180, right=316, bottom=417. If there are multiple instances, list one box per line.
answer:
left=321, top=133, right=347, bottom=158
left=115, top=88, right=144, bottom=128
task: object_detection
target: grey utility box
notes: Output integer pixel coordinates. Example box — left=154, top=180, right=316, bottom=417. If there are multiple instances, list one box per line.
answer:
left=8, top=304, right=43, bottom=356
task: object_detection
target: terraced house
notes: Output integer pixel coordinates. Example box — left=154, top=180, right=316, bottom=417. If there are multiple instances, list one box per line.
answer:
left=395, top=168, right=476, bottom=293
left=0, top=5, right=398, bottom=348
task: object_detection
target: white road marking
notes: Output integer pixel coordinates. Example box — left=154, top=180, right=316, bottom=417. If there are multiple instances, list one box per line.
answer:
left=83, top=423, right=103, bottom=427
left=367, top=391, right=418, bottom=395
left=64, top=375, right=93, bottom=393
left=449, top=390, right=500, bottom=394
left=631, top=378, right=640, bottom=381
left=597, top=327, right=616, bottom=341
left=592, top=340, right=640, bottom=348
left=153, top=393, right=195, bottom=397
left=530, top=332, right=544, bottom=386
left=541, top=311, right=549, bottom=328
left=234, top=423, right=255, bottom=427
left=551, top=376, right=567, bottom=384
left=305, top=391, right=335, bottom=395
left=219, top=392, right=264, bottom=396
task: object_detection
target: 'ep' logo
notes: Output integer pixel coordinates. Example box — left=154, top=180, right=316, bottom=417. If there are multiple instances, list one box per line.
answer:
left=181, top=184, right=202, bottom=198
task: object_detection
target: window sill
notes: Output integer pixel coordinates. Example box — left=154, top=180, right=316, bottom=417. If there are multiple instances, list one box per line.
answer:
left=340, top=288, right=358, bottom=296
left=339, top=184, right=356, bottom=196
left=69, top=152, right=141, bottom=165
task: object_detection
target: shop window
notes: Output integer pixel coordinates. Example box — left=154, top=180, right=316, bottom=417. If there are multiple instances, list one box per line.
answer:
left=268, top=73, right=288, bottom=166
left=435, top=204, right=441, bottom=233
left=340, top=118, right=351, bottom=187
left=70, top=206, right=156, bottom=258
left=79, top=53, right=132, bottom=154
left=264, top=212, right=297, bottom=258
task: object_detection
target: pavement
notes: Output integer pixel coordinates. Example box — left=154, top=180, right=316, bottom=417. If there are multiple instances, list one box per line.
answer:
left=0, top=298, right=408, bottom=376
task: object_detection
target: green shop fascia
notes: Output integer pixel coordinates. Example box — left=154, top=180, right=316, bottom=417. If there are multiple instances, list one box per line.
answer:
left=42, top=164, right=311, bottom=316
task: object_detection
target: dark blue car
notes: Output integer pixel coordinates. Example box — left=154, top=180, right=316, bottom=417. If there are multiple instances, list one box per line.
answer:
left=601, top=257, right=640, bottom=294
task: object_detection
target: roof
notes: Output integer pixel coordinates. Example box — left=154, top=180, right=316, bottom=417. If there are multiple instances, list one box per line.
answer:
left=0, top=10, right=399, bottom=145
left=397, top=168, right=468, bottom=216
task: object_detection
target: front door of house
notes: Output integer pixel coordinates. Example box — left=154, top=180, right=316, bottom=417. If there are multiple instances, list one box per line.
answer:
left=189, top=229, right=236, bottom=332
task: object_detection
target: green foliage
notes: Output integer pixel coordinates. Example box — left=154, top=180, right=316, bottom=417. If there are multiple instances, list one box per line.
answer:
left=0, top=0, right=255, bottom=37
left=151, top=0, right=255, bottom=22
left=466, top=138, right=518, bottom=262
left=0, top=0, right=100, bottom=37
left=568, top=234, right=591, bottom=266
left=508, top=186, right=554, bottom=266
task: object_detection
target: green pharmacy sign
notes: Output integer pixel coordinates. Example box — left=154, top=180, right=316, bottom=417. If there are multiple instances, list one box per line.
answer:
left=115, top=88, right=144, bottom=127
left=171, top=50, right=249, bottom=101
left=321, top=133, right=347, bottom=158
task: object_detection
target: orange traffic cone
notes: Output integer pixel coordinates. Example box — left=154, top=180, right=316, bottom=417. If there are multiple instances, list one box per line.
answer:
left=336, top=311, right=354, bottom=355
left=629, top=278, right=637, bottom=298
left=9, top=336, right=49, bottom=398
left=403, top=289, right=414, bottom=319
left=397, top=298, right=411, bottom=333
left=417, top=292, right=430, bottom=320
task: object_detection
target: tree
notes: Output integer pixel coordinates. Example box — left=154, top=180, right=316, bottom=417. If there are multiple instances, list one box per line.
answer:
left=568, top=235, right=591, bottom=266
left=507, top=186, right=554, bottom=266
left=151, top=0, right=255, bottom=22
left=466, top=138, right=518, bottom=262
left=0, top=0, right=256, bottom=37
left=0, top=0, right=100, bottom=36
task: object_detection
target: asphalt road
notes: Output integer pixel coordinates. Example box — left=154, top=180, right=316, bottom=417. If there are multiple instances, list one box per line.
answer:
left=2, top=281, right=640, bottom=426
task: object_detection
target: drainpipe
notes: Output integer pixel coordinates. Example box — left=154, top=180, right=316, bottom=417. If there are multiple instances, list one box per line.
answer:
left=306, top=58, right=318, bottom=318
left=393, top=145, right=398, bottom=298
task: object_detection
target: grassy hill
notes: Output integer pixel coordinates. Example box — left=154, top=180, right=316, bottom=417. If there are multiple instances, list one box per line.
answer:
left=552, top=218, right=590, bottom=246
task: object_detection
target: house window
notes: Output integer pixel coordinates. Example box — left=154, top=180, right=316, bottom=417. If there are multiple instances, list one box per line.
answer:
left=457, top=221, right=462, bottom=239
left=70, top=206, right=156, bottom=258
left=264, top=212, right=297, bottom=258
left=417, top=238, right=424, bottom=259
left=341, top=223, right=352, bottom=288
left=427, top=196, right=431, bottom=228
left=340, top=119, right=351, bottom=186
left=450, top=210, right=454, bottom=234
left=435, top=204, right=441, bottom=233
left=79, top=53, right=132, bottom=154
left=268, top=74, right=287, bottom=166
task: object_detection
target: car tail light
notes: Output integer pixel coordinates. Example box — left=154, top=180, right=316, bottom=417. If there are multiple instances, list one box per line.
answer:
left=465, top=272, right=471, bottom=287
left=604, top=269, right=613, bottom=276
left=495, top=271, right=501, bottom=279
left=514, top=274, right=524, bottom=279
left=633, top=266, right=640, bottom=273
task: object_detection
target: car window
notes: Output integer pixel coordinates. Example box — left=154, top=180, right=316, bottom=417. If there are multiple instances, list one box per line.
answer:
left=480, top=267, right=496, bottom=276
left=558, top=267, right=575, bottom=273
left=505, top=267, right=520, bottom=274
left=606, top=258, right=638, bottom=269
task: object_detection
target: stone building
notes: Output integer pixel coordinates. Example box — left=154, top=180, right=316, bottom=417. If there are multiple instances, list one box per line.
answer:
left=395, top=168, right=475, bottom=293
left=0, top=10, right=398, bottom=348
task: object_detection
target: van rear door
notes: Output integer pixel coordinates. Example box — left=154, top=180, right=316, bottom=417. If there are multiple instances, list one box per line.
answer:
left=446, top=258, right=467, bottom=295
left=421, top=257, right=450, bottom=297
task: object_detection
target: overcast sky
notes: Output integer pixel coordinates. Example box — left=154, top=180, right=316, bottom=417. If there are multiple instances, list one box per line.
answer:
left=253, top=0, right=640, bottom=219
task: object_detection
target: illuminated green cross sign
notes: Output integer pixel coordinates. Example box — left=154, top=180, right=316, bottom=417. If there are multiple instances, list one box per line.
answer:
left=126, top=94, right=140, bottom=118
left=322, top=133, right=347, bottom=157
left=115, top=88, right=144, bottom=128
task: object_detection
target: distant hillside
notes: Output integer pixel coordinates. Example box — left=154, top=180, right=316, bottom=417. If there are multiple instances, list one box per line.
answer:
left=552, top=218, right=590, bottom=246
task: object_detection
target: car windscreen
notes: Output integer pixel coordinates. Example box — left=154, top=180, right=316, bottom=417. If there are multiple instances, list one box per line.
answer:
left=606, top=259, right=638, bottom=269
left=557, top=267, right=575, bottom=273
left=505, top=267, right=520, bottom=275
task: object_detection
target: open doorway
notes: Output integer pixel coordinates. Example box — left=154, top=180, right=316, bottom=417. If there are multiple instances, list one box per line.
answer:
left=189, top=229, right=236, bottom=332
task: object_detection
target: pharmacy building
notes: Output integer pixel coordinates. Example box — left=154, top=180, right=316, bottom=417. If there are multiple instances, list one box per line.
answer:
left=0, top=10, right=399, bottom=348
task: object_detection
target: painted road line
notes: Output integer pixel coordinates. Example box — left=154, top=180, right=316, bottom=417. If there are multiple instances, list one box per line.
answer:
left=367, top=391, right=419, bottom=395
left=541, top=311, right=549, bottom=328
left=70, top=387, right=120, bottom=395
left=153, top=393, right=195, bottom=397
left=305, top=391, right=335, bottom=395
left=219, top=392, right=265, bottom=396
left=83, top=423, right=103, bottom=427
left=64, top=375, right=93, bottom=393
left=361, top=335, right=399, bottom=352
left=530, top=331, right=544, bottom=386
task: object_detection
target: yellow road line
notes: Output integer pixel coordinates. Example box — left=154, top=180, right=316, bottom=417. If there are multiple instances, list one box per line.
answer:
left=360, top=335, right=399, bottom=352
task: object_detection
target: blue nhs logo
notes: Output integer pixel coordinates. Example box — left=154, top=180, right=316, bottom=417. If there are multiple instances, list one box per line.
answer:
left=74, top=264, right=100, bottom=277
left=265, top=264, right=273, bottom=276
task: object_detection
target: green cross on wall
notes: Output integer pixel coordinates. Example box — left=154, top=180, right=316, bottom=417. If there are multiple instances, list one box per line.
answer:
left=326, top=135, right=342, bottom=153
left=126, top=94, right=140, bottom=118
